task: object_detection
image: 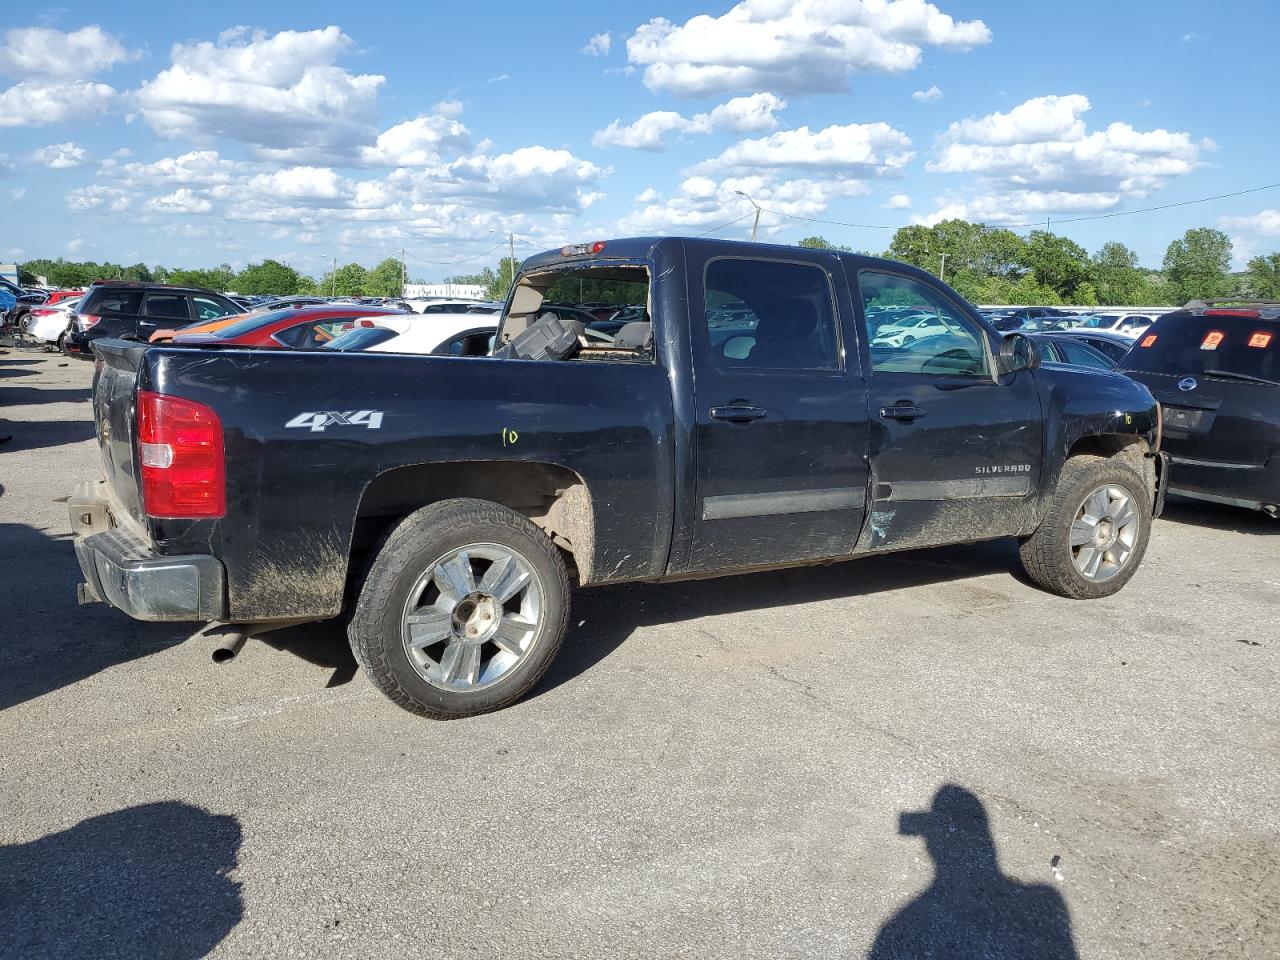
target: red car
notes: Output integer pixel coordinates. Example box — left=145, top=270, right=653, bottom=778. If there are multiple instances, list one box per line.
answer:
left=170, top=305, right=406, bottom=350
left=45, top=290, right=82, bottom=305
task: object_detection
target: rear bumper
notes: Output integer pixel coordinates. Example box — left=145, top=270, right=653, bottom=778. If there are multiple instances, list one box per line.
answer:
left=70, top=482, right=226, bottom=621
left=1166, top=455, right=1279, bottom=513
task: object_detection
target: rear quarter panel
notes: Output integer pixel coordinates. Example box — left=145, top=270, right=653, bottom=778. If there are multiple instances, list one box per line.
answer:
left=140, top=348, right=676, bottom=620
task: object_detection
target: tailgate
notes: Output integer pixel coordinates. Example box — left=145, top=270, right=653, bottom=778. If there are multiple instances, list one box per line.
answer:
left=91, top=340, right=151, bottom=527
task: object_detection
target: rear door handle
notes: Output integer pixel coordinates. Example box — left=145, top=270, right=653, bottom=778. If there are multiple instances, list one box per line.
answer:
left=880, top=404, right=926, bottom=422
left=710, top=405, right=768, bottom=423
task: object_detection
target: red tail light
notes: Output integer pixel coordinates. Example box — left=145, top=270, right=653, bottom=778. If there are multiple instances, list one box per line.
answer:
left=1205, top=309, right=1259, bottom=317
left=136, top=391, right=225, bottom=518
left=76, top=313, right=101, bottom=330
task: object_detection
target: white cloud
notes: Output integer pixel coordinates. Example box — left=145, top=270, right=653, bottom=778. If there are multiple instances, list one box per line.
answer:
left=67, top=184, right=131, bottom=212
left=1182, top=32, right=1198, bottom=42
left=885, top=193, right=912, bottom=208
left=0, top=25, right=139, bottom=79
left=593, top=111, right=689, bottom=151
left=593, top=93, right=791, bottom=151
left=913, top=190, right=1126, bottom=227
left=1218, top=209, right=1280, bottom=236
left=625, top=0, right=991, bottom=97
left=144, top=187, right=213, bottom=214
left=921, top=94, right=1210, bottom=223
left=0, top=79, right=117, bottom=126
left=695, top=121, right=913, bottom=176
left=634, top=187, right=659, bottom=203
left=66, top=237, right=85, bottom=254
left=912, top=85, right=942, bottom=102
left=32, top=141, right=87, bottom=168
left=618, top=173, right=869, bottom=235
left=11, top=187, right=26, bottom=202
left=582, top=32, right=611, bottom=57
left=135, top=26, right=384, bottom=162
left=486, top=74, right=509, bottom=85
left=105, top=149, right=245, bottom=185
left=358, top=106, right=472, bottom=166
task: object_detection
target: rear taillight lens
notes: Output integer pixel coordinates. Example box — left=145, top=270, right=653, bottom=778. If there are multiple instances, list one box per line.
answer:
left=76, top=313, right=101, bottom=330
left=136, top=391, right=225, bottom=518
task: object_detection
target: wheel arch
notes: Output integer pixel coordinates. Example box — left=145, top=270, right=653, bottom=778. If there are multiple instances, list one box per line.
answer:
left=352, top=460, right=596, bottom=583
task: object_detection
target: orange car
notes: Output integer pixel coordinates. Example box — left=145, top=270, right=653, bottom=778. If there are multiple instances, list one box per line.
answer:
left=150, top=310, right=255, bottom=342
left=149, top=299, right=328, bottom=342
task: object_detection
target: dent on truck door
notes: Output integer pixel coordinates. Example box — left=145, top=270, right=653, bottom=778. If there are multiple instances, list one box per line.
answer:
left=854, top=268, right=1043, bottom=551
left=677, top=247, right=870, bottom=573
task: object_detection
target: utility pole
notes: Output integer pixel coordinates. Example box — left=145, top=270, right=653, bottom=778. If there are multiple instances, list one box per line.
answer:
left=400, top=247, right=406, bottom=297
left=735, top=190, right=762, bottom=242
left=508, top=232, right=516, bottom=293
left=1046, top=216, right=1051, bottom=234
left=330, top=256, right=337, bottom=297
left=939, top=252, right=948, bottom=281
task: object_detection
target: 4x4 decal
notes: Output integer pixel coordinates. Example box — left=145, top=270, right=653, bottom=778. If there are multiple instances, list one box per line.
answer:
left=285, top=410, right=384, bottom=432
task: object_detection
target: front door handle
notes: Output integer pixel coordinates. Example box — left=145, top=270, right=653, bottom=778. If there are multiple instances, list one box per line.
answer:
left=880, top=404, right=926, bottom=422
left=710, top=405, right=768, bottom=423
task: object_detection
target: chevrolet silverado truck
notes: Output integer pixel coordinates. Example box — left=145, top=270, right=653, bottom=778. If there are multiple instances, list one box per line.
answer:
left=70, top=238, right=1167, bottom=719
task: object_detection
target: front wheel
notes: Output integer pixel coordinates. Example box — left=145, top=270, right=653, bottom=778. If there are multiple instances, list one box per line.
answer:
left=1019, top=455, right=1152, bottom=599
left=349, top=498, right=570, bottom=719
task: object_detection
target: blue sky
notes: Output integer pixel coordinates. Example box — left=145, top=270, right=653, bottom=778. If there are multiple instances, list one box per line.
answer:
left=2, top=0, right=1278, bottom=280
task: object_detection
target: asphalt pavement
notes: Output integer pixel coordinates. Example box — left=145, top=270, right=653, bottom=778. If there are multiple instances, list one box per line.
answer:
left=1, top=348, right=1277, bottom=959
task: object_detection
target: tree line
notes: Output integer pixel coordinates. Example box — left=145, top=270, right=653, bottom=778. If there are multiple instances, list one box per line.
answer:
left=801, top=223, right=1280, bottom=305
left=18, top=224, right=1280, bottom=305
left=17, top=256, right=412, bottom=299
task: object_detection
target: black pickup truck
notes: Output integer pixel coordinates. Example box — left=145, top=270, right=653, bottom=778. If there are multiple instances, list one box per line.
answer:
left=71, top=237, right=1166, bottom=718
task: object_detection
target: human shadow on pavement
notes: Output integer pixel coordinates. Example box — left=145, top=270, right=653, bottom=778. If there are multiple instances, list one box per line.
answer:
left=0, top=386, right=92, bottom=406
left=0, top=801, right=242, bottom=959
left=0, top=418, right=94, bottom=452
left=867, top=785, right=1078, bottom=960
left=535, top=538, right=1023, bottom=699
left=0, top=523, right=193, bottom=711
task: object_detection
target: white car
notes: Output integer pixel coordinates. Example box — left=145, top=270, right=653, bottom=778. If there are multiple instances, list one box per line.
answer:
left=325, top=313, right=499, bottom=356
left=408, top=298, right=501, bottom=316
left=1073, top=313, right=1155, bottom=339
left=24, top=298, right=81, bottom=348
left=872, top=314, right=950, bottom=347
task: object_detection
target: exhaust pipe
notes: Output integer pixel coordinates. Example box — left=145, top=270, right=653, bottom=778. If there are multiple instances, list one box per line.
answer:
left=1263, top=504, right=1278, bottom=519
left=211, top=629, right=248, bottom=663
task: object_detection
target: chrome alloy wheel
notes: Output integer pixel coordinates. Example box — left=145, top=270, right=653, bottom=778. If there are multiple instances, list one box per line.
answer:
left=1069, top=484, right=1141, bottom=583
left=400, top=543, right=544, bottom=692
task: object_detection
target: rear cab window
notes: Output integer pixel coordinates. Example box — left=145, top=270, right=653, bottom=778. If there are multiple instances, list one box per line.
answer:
left=499, top=263, right=653, bottom=362
left=1124, top=314, right=1279, bottom=384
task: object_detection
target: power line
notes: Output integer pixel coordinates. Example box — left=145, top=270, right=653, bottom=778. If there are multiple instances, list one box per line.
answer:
left=753, top=181, right=1280, bottom=233
left=694, top=211, right=756, bottom=238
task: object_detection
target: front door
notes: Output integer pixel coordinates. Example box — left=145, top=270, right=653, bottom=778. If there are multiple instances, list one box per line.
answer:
left=852, top=267, right=1043, bottom=552
left=679, top=246, right=870, bottom=573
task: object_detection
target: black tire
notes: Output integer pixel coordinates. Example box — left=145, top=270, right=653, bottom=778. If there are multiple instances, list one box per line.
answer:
left=348, top=498, right=570, bottom=719
left=1019, top=454, right=1152, bottom=599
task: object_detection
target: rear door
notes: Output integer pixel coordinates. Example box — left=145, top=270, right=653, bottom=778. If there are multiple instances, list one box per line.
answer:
left=679, top=244, right=870, bottom=573
left=850, top=267, right=1044, bottom=552
left=138, top=293, right=195, bottom=341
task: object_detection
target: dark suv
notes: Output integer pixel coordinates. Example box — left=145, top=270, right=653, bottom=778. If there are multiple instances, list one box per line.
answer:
left=1120, top=299, right=1279, bottom=515
left=66, top=282, right=242, bottom=358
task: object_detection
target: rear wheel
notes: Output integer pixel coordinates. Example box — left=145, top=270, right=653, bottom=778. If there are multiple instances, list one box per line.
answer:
left=1019, top=455, right=1151, bottom=599
left=349, top=498, right=570, bottom=719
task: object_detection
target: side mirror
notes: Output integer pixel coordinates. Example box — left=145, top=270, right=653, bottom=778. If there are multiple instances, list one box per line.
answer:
left=998, top=332, right=1041, bottom=375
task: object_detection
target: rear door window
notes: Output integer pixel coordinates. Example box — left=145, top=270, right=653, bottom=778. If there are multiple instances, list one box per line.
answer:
left=1124, top=315, right=1279, bottom=383
left=704, top=258, right=840, bottom=370
left=144, top=294, right=192, bottom=320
